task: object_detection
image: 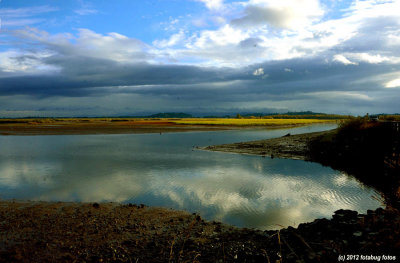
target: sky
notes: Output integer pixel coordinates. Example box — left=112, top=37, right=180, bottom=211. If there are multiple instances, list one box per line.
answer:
left=0, top=0, right=399, bottom=117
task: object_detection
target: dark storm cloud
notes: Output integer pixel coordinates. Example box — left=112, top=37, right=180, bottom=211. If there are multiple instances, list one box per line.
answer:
left=1, top=54, right=397, bottom=101
left=0, top=55, right=227, bottom=97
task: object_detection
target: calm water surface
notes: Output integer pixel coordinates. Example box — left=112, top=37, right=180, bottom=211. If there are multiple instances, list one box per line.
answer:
left=0, top=124, right=382, bottom=229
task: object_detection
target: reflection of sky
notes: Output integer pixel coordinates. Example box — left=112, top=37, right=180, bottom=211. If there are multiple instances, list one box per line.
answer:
left=0, top=124, right=383, bottom=230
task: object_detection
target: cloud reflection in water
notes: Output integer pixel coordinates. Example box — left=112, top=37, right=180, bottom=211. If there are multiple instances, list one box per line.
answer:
left=0, top=127, right=382, bottom=230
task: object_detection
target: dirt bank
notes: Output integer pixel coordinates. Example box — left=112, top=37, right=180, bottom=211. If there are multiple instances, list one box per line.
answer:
left=1, top=200, right=399, bottom=263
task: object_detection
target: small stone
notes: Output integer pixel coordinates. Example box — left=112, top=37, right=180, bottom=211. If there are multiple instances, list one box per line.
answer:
left=375, top=207, right=384, bottom=215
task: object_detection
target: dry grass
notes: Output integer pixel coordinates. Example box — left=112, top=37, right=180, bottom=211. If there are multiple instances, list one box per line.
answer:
left=0, top=117, right=338, bottom=135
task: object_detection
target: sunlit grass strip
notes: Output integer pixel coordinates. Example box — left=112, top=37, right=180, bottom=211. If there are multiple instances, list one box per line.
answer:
left=170, top=118, right=337, bottom=126
left=0, top=118, right=339, bottom=126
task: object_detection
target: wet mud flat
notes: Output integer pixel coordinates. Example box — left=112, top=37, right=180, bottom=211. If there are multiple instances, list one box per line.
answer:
left=1, top=201, right=399, bottom=263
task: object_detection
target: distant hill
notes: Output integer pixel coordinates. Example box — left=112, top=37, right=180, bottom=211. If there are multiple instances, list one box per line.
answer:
left=241, top=111, right=323, bottom=117
left=149, top=112, right=193, bottom=118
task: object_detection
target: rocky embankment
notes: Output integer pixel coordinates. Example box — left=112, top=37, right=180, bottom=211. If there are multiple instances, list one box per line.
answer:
left=1, top=201, right=399, bottom=263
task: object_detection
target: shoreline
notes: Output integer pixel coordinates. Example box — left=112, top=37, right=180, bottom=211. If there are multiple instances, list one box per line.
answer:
left=199, top=130, right=333, bottom=160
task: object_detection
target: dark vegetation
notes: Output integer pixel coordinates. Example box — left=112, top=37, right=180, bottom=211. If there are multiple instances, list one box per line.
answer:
left=308, top=117, right=400, bottom=207
left=379, top=114, right=400, bottom=121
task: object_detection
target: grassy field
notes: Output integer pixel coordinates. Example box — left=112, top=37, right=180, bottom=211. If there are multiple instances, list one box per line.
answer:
left=170, top=118, right=338, bottom=126
left=0, top=117, right=341, bottom=135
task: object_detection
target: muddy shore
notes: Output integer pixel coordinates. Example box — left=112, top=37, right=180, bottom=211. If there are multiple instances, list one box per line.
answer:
left=199, top=130, right=332, bottom=160
left=1, top=200, right=399, bottom=263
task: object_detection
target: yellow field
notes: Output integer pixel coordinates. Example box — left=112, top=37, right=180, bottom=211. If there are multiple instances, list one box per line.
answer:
left=170, top=118, right=337, bottom=126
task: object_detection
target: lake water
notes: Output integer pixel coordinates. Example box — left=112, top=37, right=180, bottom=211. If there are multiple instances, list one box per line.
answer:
left=0, top=124, right=382, bottom=230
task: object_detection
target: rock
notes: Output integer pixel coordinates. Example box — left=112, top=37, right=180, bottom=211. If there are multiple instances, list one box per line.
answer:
left=333, top=209, right=358, bottom=221
left=375, top=207, right=384, bottom=215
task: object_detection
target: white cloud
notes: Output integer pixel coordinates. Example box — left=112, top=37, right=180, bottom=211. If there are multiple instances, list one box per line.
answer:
left=0, top=5, right=57, bottom=18
left=0, top=5, right=57, bottom=27
left=385, top=78, right=400, bottom=88
left=334, top=53, right=400, bottom=65
left=74, top=0, right=98, bottom=16
left=1, top=18, right=44, bottom=27
left=192, top=18, right=209, bottom=27
left=190, top=24, right=247, bottom=49
left=166, top=1, right=397, bottom=67
left=196, top=0, right=225, bottom=10
left=232, top=0, right=324, bottom=30
left=12, top=27, right=153, bottom=64
left=0, top=50, right=59, bottom=74
left=349, top=53, right=393, bottom=64
left=74, top=8, right=97, bottom=15
left=253, top=67, right=264, bottom=76
left=333, top=54, right=358, bottom=65
left=140, top=0, right=400, bottom=68
left=153, top=30, right=185, bottom=48
left=306, top=91, right=373, bottom=101
left=344, top=0, right=400, bottom=18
